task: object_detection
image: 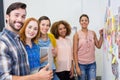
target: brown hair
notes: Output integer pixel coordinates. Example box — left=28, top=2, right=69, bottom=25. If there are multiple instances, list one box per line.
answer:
left=50, top=20, right=71, bottom=39
left=79, top=14, right=89, bottom=22
left=19, top=17, right=40, bottom=45
left=38, top=16, right=51, bottom=27
left=6, top=2, right=26, bottom=15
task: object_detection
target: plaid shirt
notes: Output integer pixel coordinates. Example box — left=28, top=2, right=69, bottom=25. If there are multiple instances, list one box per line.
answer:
left=0, top=28, right=30, bottom=80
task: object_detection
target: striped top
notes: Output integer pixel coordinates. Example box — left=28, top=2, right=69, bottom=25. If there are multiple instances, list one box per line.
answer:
left=0, top=28, right=30, bottom=80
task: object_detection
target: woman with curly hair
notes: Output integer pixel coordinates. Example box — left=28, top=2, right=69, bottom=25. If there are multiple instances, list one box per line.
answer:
left=50, top=20, right=75, bottom=80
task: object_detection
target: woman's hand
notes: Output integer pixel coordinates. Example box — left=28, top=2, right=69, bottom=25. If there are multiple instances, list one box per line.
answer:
left=52, top=48, right=57, bottom=57
left=76, top=66, right=81, bottom=76
left=99, top=29, right=103, bottom=37
left=70, top=66, right=74, bottom=78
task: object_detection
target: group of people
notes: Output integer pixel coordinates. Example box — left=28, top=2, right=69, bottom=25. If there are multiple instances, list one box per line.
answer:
left=0, top=2, right=103, bottom=80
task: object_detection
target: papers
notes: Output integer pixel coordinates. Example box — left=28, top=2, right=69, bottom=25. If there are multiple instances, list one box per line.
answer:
left=48, top=44, right=54, bottom=70
left=40, top=47, right=48, bottom=58
left=40, top=44, right=53, bottom=70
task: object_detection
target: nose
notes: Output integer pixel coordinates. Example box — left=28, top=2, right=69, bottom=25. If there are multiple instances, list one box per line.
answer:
left=17, top=16, right=25, bottom=22
left=29, top=28, right=34, bottom=33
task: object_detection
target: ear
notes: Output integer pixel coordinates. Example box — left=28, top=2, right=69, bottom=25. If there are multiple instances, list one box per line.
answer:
left=6, top=14, right=9, bottom=22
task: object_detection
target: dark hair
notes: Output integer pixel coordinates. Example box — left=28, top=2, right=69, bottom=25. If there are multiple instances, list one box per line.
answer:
left=6, top=2, right=26, bottom=15
left=50, top=20, right=71, bottom=39
left=38, top=16, right=51, bottom=27
left=79, top=14, right=89, bottom=22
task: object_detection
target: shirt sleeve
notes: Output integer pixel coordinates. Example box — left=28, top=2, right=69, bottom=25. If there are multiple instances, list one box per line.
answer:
left=0, top=41, right=12, bottom=80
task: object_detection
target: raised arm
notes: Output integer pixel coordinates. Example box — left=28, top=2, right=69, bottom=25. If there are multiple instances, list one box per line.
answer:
left=94, top=29, right=103, bottom=49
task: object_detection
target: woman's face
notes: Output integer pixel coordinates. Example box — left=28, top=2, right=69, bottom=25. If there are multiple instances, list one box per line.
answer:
left=25, top=20, right=38, bottom=39
left=39, top=20, right=50, bottom=35
left=58, top=24, right=67, bottom=38
left=80, top=16, right=89, bottom=29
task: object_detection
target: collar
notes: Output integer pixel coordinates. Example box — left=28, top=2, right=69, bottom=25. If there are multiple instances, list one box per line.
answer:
left=3, top=28, right=20, bottom=40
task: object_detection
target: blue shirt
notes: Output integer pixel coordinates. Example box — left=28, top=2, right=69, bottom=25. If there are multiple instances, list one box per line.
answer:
left=25, top=43, right=41, bottom=71
left=0, top=28, right=30, bottom=80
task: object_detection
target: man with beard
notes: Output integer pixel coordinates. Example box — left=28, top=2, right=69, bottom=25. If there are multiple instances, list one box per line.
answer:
left=0, top=2, right=53, bottom=80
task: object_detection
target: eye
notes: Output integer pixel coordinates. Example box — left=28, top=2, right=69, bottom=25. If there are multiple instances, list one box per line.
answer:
left=63, top=26, right=66, bottom=29
left=14, top=14, right=19, bottom=17
left=59, top=28, right=62, bottom=30
left=47, top=24, right=50, bottom=27
left=81, top=20, right=84, bottom=22
left=28, top=25, right=32, bottom=28
left=22, top=15, right=26, bottom=19
left=34, top=27, right=38, bottom=31
left=85, top=20, right=88, bottom=22
left=42, top=24, right=45, bottom=26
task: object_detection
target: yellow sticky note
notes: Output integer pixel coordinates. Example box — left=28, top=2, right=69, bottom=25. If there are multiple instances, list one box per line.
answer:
left=112, top=56, right=116, bottom=64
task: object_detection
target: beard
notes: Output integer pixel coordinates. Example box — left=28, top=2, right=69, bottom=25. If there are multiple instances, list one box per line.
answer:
left=9, top=19, right=24, bottom=32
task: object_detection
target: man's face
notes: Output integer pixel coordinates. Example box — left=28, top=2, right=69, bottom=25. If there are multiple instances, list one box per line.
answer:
left=6, top=8, right=26, bottom=32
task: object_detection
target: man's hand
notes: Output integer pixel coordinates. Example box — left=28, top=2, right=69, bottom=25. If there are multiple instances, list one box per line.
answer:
left=37, top=64, right=53, bottom=80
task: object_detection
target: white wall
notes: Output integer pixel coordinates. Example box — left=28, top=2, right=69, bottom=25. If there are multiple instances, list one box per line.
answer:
left=4, top=0, right=108, bottom=78
left=102, top=0, right=120, bottom=80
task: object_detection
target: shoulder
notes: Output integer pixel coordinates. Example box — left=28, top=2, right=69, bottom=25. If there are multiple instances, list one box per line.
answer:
left=48, top=33, right=56, bottom=40
left=0, top=38, right=9, bottom=52
left=73, top=32, right=79, bottom=39
left=48, top=33, right=54, bottom=37
left=0, top=39, right=8, bottom=47
left=48, top=33, right=57, bottom=47
left=76, top=30, right=83, bottom=37
left=0, top=33, right=8, bottom=45
left=65, top=37, right=71, bottom=41
left=0, top=31, right=15, bottom=50
left=89, top=30, right=96, bottom=35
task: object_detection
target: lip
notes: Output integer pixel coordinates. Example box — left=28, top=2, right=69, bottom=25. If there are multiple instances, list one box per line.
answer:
left=15, top=23, right=22, bottom=28
left=43, top=30, right=48, bottom=33
left=82, top=23, right=87, bottom=26
left=61, top=32, right=66, bottom=34
left=28, top=32, right=35, bottom=36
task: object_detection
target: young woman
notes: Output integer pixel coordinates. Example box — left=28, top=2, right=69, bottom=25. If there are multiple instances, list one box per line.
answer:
left=50, top=20, right=75, bottom=80
left=73, top=14, right=103, bottom=80
left=38, top=16, right=59, bottom=80
left=19, top=17, right=41, bottom=74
